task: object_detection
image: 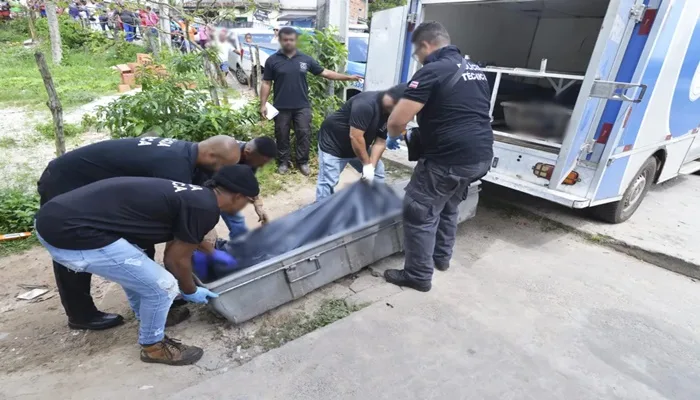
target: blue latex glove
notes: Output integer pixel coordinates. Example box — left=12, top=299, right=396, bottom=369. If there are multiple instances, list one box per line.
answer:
left=209, top=249, right=237, bottom=267
left=191, top=250, right=209, bottom=281
left=386, top=136, right=401, bottom=150
left=181, top=287, right=219, bottom=304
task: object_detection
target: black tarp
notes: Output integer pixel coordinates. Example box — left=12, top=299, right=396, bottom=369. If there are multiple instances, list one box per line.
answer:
left=196, top=181, right=402, bottom=283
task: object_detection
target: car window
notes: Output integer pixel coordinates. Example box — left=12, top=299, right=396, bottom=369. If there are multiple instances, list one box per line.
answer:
left=348, top=36, right=368, bottom=63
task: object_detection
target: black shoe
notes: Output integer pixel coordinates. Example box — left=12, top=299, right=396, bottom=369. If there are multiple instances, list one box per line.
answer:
left=383, top=269, right=431, bottom=292
left=298, top=164, right=311, bottom=176
left=68, top=312, right=125, bottom=331
left=434, top=261, right=450, bottom=272
left=165, top=306, right=191, bottom=327
left=278, top=163, right=289, bottom=174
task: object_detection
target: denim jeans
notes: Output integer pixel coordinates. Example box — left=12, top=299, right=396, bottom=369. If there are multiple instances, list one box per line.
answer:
left=35, top=232, right=178, bottom=345
left=221, top=212, right=247, bottom=240
left=316, top=148, right=386, bottom=201
left=123, top=23, right=135, bottom=42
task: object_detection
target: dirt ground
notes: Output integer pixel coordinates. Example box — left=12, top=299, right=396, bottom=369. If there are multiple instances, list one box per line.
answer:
left=1, top=166, right=411, bottom=398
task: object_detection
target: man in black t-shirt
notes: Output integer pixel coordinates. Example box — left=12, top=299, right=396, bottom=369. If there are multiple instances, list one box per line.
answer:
left=259, top=26, right=362, bottom=176
left=35, top=165, right=259, bottom=366
left=37, top=135, right=240, bottom=331
left=315, top=84, right=406, bottom=200
left=383, top=22, right=494, bottom=293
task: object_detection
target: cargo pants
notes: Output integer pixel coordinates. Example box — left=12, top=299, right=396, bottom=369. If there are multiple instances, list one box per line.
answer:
left=403, top=158, right=491, bottom=282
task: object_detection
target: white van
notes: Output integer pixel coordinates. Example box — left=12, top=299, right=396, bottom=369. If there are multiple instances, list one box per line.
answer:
left=224, top=28, right=278, bottom=85
left=367, top=0, right=700, bottom=223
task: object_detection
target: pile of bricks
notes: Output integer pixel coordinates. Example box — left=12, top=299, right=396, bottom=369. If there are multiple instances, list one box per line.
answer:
left=114, top=53, right=166, bottom=93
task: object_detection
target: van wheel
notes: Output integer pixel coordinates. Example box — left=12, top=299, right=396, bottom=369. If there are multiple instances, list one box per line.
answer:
left=235, top=66, right=248, bottom=85
left=589, top=156, right=657, bottom=224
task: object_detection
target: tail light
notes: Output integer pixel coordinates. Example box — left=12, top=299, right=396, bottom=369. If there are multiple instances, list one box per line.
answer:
left=533, top=163, right=579, bottom=185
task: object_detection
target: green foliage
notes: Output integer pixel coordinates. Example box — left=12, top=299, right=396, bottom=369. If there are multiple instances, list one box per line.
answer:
left=0, top=137, right=17, bottom=148
left=35, top=122, right=84, bottom=140
left=96, top=77, right=267, bottom=142
left=369, top=0, right=407, bottom=20
left=298, top=28, right=348, bottom=144
left=0, top=16, right=32, bottom=43
left=0, top=189, right=39, bottom=234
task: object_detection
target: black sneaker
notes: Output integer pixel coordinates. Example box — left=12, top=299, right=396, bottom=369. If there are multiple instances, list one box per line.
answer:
left=383, top=269, right=431, bottom=292
left=278, top=163, right=289, bottom=174
left=434, top=261, right=450, bottom=272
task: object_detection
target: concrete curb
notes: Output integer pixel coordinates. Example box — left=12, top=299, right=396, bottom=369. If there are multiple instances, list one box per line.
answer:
left=481, top=196, right=700, bottom=280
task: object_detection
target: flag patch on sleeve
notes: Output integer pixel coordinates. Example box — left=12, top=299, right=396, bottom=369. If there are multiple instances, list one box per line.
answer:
left=408, top=81, right=419, bottom=89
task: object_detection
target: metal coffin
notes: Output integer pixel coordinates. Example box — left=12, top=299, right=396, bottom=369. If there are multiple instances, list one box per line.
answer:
left=204, top=181, right=480, bottom=324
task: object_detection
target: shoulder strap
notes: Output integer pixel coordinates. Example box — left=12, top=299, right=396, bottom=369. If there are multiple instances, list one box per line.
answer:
left=438, top=59, right=468, bottom=98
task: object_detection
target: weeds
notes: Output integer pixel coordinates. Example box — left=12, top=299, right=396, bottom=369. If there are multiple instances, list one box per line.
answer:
left=241, top=299, right=366, bottom=351
left=0, top=235, right=39, bottom=257
left=35, top=122, right=84, bottom=140
left=0, top=137, right=17, bottom=148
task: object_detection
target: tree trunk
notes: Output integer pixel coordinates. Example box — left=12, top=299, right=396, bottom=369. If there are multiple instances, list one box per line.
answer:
left=203, top=55, right=220, bottom=106
left=45, top=2, right=62, bottom=64
left=27, top=8, right=38, bottom=42
left=35, top=52, right=65, bottom=156
left=160, top=6, right=172, bottom=50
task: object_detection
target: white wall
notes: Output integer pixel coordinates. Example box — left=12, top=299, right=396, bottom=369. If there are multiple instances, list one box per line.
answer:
left=422, top=3, right=604, bottom=73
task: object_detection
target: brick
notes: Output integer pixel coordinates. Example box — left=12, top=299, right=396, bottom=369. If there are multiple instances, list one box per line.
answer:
left=118, top=84, right=132, bottom=93
left=127, top=62, right=138, bottom=73
left=137, top=53, right=153, bottom=65
left=120, top=72, right=136, bottom=86
left=115, top=64, right=132, bottom=73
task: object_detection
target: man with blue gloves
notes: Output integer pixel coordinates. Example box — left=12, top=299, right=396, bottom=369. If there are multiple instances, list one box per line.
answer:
left=35, top=165, right=259, bottom=366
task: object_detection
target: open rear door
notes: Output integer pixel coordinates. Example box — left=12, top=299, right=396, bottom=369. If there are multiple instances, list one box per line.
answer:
left=363, top=5, right=410, bottom=91
left=550, top=0, right=649, bottom=189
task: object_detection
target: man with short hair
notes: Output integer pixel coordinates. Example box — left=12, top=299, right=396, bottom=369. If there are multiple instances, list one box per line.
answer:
left=260, top=26, right=362, bottom=176
left=316, top=84, right=406, bottom=200
left=218, top=137, right=277, bottom=238
left=383, top=21, right=493, bottom=292
left=37, top=136, right=241, bottom=331
left=35, top=165, right=259, bottom=366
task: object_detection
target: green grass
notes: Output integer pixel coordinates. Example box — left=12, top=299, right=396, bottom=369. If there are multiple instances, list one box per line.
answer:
left=35, top=122, right=85, bottom=140
left=240, top=299, right=366, bottom=351
left=0, top=137, right=17, bottom=148
left=0, top=235, right=39, bottom=257
left=0, top=45, right=123, bottom=108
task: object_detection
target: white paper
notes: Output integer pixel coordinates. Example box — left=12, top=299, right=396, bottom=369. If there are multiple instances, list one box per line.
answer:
left=265, top=102, right=279, bottom=120
left=17, top=288, right=49, bottom=300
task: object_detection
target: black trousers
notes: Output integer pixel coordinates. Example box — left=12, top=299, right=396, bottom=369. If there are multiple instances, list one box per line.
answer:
left=275, top=108, right=312, bottom=166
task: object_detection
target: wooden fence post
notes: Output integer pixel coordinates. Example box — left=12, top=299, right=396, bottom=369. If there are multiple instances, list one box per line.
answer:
left=34, top=51, right=65, bottom=156
left=254, top=45, right=262, bottom=97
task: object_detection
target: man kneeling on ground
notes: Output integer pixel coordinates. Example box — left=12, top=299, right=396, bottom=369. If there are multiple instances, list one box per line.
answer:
left=34, top=165, right=259, bottom=366
left=315, top=84, right=406, bottom=200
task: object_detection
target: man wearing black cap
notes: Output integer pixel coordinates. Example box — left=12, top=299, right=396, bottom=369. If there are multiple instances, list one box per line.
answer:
left=37, top=135, right=241, bottom=331
left=315, top=84, right=406, bottom=200
left=34, top=165, right=260, bottom=366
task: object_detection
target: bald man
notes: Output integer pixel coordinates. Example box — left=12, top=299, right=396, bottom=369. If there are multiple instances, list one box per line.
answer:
left=37, top=135, right=240, bottom=331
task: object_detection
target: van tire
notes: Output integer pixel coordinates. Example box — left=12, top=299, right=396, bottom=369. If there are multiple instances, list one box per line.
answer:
left=235, top=66, right=248, bottom=85
left=589, top=156, right=657, bottom=224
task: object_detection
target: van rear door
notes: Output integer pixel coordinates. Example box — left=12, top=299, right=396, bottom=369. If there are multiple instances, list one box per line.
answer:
left=364, top=5, right=410, bottom=91
left=549, top=0, right=649, bottom=189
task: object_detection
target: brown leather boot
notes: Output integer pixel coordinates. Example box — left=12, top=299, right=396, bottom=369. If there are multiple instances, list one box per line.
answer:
left=140, top=336, right=204, bottom=366
left=165, top=306, right=191, bottom=327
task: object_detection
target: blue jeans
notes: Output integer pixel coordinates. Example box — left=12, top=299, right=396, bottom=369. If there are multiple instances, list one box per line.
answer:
left=124, top=23, right=135, bottom=42
left=316, top=148, right=385, bottom=200
left=221, top=212, right=247, bottom=240
left=35, top=232, right=178, bottom=345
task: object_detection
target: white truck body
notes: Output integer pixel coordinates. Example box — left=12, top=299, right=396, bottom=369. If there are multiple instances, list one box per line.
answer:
left=366, top=0, right=700, bottom=222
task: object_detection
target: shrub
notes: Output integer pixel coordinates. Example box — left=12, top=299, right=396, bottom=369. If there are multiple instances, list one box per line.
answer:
left=96, top=78, right=267, bottom=142
left=0, top=189, right=40, bottom=233
left=35, top=122, right=84, bottom=140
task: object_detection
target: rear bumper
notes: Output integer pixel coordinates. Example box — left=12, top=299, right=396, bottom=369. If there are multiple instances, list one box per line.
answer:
left=482, top=170, right=591, bottom=209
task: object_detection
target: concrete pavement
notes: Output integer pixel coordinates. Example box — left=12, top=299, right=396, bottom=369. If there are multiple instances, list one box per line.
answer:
left=174, top=206, right=700, bottom=400
left=383, top=148, right=700, bottom=278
